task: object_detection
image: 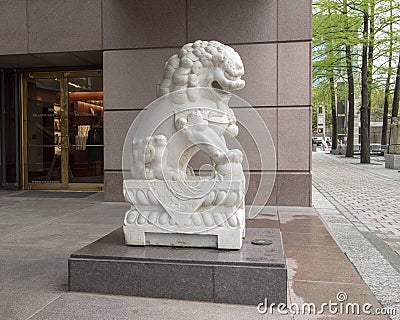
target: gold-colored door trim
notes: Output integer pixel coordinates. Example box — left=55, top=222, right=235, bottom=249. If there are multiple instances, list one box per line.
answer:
left=21, top=71, right=104, bottom=191
left=60, top=76, right=69, bottom=188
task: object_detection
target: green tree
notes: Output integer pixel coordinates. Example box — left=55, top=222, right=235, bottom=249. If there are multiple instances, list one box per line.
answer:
left=312, top=84, right=333, bottom=132
left=313, top=0, right=346, bottom=149
left=381, top=0, right=394, bottom=145
left=392, top=53, right=400, bottom=118
left=313, top=0, right=400, bottom=161
left=360, top=0, right=371, bottom=163
left=370, top=89, right=386, bottom=121
left=343, top=0, right=358, bottom=157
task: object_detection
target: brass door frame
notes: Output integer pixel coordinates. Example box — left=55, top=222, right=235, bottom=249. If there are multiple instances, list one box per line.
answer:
left=21, top=71, right=104, bottom=191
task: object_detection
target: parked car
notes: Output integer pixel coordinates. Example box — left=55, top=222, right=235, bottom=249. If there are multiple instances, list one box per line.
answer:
left=353, top=144, right=385, bottom=155
left=312, top=137, right=323, bottom=146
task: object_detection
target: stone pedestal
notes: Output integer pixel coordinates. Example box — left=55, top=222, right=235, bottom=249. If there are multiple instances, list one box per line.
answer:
left=69, top=226, right=287, bottom=305
left=385, top=154, right=400, bottom=169
left=386, top=117, right=400, bottom=170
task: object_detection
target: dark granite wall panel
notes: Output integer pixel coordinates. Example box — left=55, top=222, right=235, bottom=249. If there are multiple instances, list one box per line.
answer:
left=102, top=0, right=186, bottom=49
left=0, top=1, right=27, bottom=55
left=187, top=0, right=277, bottom=44
left=27, top=0, right=102, bottom=53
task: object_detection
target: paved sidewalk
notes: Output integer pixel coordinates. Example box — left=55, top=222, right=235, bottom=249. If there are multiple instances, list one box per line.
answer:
left=312, top=152, right=400, bottom=319
left=313, top=152, right=400, bottom=259
left=0, top=190, right=387, bottom=319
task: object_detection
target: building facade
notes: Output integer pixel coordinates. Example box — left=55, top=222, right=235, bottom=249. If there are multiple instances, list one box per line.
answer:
left=0, top=0, right=312, bottom=206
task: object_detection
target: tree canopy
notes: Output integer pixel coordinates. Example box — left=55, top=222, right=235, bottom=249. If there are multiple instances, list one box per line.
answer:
left=312, top=0, right=400, bottom=162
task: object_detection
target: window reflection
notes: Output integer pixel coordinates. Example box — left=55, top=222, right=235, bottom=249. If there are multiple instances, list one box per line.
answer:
left=26, top=75, right=104, bottom=185
left=68, top=77, right=104, bottom=183
left=27, top=78, right=62, bottom=183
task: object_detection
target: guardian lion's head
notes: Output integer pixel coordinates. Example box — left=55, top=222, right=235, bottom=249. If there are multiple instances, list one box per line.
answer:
left=157, top=40, right=245, bottom=101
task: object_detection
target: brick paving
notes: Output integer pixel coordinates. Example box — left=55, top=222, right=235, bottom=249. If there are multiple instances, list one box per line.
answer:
left=312, top=152, right=400, bottom=259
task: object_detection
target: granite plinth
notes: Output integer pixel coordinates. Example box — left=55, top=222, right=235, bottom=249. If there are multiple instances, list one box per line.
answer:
left=385, top=153, right=400, bottom=169
left=69, top=227, right=286, bottom=305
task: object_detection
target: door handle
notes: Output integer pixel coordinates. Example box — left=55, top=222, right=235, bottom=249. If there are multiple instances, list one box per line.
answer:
left=56, top=135, right=70, bottom=149
left=56, top=135, right=62, bottom=148
left=66, top=135, right=71, bottom=149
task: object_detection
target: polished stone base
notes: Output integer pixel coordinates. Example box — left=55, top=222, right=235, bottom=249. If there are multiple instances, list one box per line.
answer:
left=385, top=154, right=400, bottom=169
left=69, top=227, right=286, bottom=305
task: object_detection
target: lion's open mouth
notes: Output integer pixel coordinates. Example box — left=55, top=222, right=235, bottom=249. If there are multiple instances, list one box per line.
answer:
left=211, top=81, right=223, bottom=90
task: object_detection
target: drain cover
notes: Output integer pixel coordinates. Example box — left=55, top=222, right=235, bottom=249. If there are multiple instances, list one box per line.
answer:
left=251, top=239, right=272, bottom=246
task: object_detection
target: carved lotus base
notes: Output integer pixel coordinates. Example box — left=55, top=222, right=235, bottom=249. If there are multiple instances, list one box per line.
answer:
left=123, top=179, right=245, bottom=249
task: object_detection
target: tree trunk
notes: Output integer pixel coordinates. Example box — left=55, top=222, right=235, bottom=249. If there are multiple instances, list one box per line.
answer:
left=392, top=53, right=400, bottom=118
left=330, top=75, right=337, bottom=150
left=382, top=71, right=392, bottom=145
left=345, top=44, right=355, bottom=157
left=366, top=0, right=374, bottom=148
left=383, top=88, right=391, bottom=145
left=344, top=0, right=354, bottom=157
left=381, top=0, right=393, bottom=145
left=360, top=11, right=370, bottom=163
left=325, top=5, right=337, bottom=151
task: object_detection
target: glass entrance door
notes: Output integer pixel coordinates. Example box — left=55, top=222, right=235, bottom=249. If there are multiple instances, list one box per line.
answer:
left=22, top=71, right=104, bottom=190
left=67, top=74, right=104, bottom=184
